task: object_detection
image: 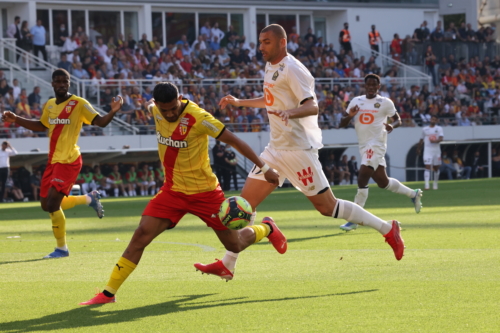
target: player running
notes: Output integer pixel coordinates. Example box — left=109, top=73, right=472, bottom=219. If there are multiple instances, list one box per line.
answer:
left=1, top=68, right=122, bottom=259
left=338, top=74, right=423, bottom=232
left=80, top=82, right=286, bottom=305
left=417, top=115, right=443, bottom=190
left=195, top=24, right=405, bottom=282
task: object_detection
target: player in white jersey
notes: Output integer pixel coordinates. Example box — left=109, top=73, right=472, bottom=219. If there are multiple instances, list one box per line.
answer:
left=194, top=24, right=405, bottom=281
left=338, top=74, right=423, bottom=232
left=416, top=115, right=443, bottom=190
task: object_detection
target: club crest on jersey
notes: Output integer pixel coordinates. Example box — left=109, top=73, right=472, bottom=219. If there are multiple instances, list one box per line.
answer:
left=65, top=106, right=73, bottom=113
left=272, top=71, right=279, bottom=81
left=179, top=116, right=190, bottom=135
left=374, top=103, right=381, bottom=108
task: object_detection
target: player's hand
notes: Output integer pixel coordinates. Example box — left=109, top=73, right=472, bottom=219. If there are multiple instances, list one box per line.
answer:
left=384, top=122, right=394, bottom=134
left=145, top=98, right=155, bottom=112
left=348, top=105, right=360, bottom=117
left=110, top=96, right=124, bottom=113
left=263, top=168, right=280, bottom=186
left=219, top=95, right=240, bottom=109
left=1, top=111, right=17, bottom=123
left=268, top=109, right=290, bottom=126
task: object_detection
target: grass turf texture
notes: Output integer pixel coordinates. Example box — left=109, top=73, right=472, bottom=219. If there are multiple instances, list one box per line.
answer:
left=1, top=178, right=499, bottom=332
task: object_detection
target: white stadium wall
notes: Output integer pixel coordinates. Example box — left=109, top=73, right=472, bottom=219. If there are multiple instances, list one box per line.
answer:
left=8, top=125, right=500, bottom=182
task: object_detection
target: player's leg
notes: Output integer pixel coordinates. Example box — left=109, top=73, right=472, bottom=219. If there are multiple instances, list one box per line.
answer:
left=424, top=165, right=432, bottom=190
left=432, top=154, right=441, bottom=189
left=80, top=215, right=173, bottom=305
left=372, top=165, right=422, bottom=213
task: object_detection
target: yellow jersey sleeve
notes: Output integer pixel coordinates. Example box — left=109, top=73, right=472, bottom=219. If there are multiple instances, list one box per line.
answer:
left=40, top=100, right=51, bottom=128
left=193, top=109, right=225, bottom=139
left=78, top=97, right=99, bottom=125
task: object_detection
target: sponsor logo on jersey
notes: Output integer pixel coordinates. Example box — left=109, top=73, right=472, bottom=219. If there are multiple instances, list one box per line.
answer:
left=48, top=118, right=71, bottom=125
left=156, top=131, right=188, bottom=148
left=297, top=167, right=314, bottom=186
left=272, top=71, right=279, bottom=81
left=374, top=103, right=381, bottom=108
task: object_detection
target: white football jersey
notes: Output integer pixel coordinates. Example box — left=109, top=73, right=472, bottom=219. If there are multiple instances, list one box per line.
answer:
left=347, top=95, right=396, bottom=147
left=263, top=55, right=322, bottom=150
left=421, top=125, right=444, bottom=153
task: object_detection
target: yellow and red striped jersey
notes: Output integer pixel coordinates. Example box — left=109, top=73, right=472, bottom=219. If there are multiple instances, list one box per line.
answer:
left=40, top=95, right=98, bottom=164
left=152, top=100, right=225, bottom=195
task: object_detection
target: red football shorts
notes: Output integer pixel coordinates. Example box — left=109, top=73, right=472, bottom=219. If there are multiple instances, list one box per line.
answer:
left=142, top=185, right=227, bottom=230
left=41, top=156, right=83, bottom=198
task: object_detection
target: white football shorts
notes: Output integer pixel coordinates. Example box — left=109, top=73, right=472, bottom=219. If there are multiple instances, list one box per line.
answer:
left=423, top=151, right=442, bottom=166
left=359, top=144, right=386, bottom=170
left=248, top=146, right=330, bottom=196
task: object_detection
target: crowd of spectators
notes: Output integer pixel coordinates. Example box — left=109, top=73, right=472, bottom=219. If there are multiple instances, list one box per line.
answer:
left=2, top=17, right=500, bottom=137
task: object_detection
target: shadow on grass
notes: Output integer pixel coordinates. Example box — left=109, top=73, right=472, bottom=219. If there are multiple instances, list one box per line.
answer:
left=0, top=258, right=45, bottom=266
left=253, top=232, right=347, bottom=247
left=0, top=290, right=378, bottom=332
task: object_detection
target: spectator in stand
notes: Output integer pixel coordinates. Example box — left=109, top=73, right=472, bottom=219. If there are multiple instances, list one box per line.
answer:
left=16, top=95, right=31, bottom=118
left=390, top=34, right=402, bottom=62
left=0, top=141, right=17, bottom=202
left=138, top=164, right=156, bottom=196
left=413, top=20, right=430, bottom=42
left=469, top=151, right=484, bottom=178
left=30, top=19, right=48, bottom=62
left=287, top=35, right=299, bottom=53
left=339, top=23, right=352, bottom=53
left=440, top=151, right=456, bottom=180
left=7, top=16, right=21, bottom=62
left=452, top=150, right=471, bottom=179
left=28, top=86, right=41, bottom=108
left=211, top=22, right=225, bottom=44
left=347, top=155, right=358, bottom=184
left=425, top=45, right=438, bottom=86
left=368, top=25, right=382, bottom=55
left=19, top=21, right=32, bottom=59
left=200, top=21, right=212, bottom=41
left=81, top=166, right=97, bottom=194
left=492, top=148, right=500, bottom=177
left=127, top=33, right=137, bottom=51
left=212, top=140, right=226, bottom=189
left=444, top=22, right=460, bottom=41
left=73, top=62, right=90, bottom=79
left=338, top=155, right=351, bottom=185
left=57, top=54, right=72, bottom=73
left=3, top=169, right=26, bottom=202
left=93, top=165, right=107, bottom=197
left=430, top=24, right=444, bottom=42
left=465, top=23, right=477, bottom=42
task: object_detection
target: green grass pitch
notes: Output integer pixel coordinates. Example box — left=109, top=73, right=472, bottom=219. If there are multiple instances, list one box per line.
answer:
left=1, top=178, right=499, bottom=332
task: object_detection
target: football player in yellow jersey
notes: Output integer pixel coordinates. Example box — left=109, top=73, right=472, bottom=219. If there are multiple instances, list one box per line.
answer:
left=80, top=82, right=286, bottom=305
left=1, top=69, right=123, bottom=259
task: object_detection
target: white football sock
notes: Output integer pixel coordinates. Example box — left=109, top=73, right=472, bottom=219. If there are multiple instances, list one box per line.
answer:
left=433, top=171, right=440, bottom=186
left=424, top=170, right=430, bottom=188
left=56, top=244, right=68, bottom=251
left=385, top=178, right=415, bottom=198
left=222, top=211, right=256, bottom=271
left=333, top=199, right=391, bottom=235
left=354, top=187, right=369, bottom=207
left=114, top=188, right=119, bottom=197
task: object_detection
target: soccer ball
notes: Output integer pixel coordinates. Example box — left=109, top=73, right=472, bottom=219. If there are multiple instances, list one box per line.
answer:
left=219, top=196, right=253, bottom=230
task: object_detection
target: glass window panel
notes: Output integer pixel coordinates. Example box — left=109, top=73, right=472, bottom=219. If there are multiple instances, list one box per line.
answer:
left=36, top=9, right=50, bottom=45
left=152, top=12, right=163, bottom=46
left=124, top=12, right=138, bottom=43
left=299, top=15, right=311, bottom=40
left=269, top=15, right=296, bottom=37
left=52, top=10, right=68, bottom=46
left=88, top=11, right=120, bottom=45
left=71, top=10, right=86, bottom=40
left=166, top=12, right=195, bottom=44
left=256, top=14, right=266, bottom=37
left=199, top=13, right=227, bottom=37
left=314, top=17, right=326, bottom=40
left=230, top=14, right=244, bottom=38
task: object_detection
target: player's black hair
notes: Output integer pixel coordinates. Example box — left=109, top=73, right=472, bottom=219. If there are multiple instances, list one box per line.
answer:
left=1, top=141, right=8, bottom=145
left=261, top=24, right=287, bottom=40
left=364, top=73, right=380, bottom=84
left=153, top=82, right=179, bottom=103
left=52, top=68, right=70, bottom=80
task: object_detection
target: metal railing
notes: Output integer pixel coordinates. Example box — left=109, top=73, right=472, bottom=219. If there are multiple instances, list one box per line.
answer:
left=380, top=41, right=500, bottom=66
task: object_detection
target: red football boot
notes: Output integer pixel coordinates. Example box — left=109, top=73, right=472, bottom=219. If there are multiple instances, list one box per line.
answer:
left=383, top=220, right=405, bottom=260
left=194, top=259, right=234, bottom=281
left=262, top=217, right=287, bottom=254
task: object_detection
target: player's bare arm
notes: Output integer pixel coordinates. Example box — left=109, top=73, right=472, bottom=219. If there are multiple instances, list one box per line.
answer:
left=416, top=139, right=424, bottom=155
left=92, top=96, right=123, bottom=127
left=384, top=112, right=401, bottom=134
left=339, top=105, right=360, bottom=128
left=268, top=98, right=318, bottom=126
left=1, top=111, right=48, bottom=132
left=217, top=129, right=279, bottom=186
left=219, top=95, right=266, bottom=109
